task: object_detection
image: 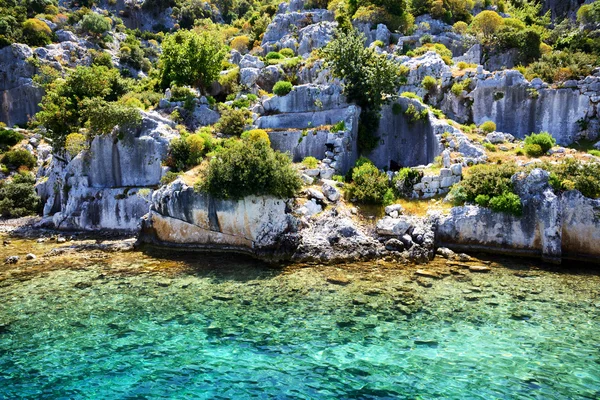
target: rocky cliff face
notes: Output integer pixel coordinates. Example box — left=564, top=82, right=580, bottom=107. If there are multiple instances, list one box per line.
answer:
left=0, top=44, right=43, bottom=127
left=36, top=111, right=177, bottom=232
left=437, top=169, right=600, bottom=263
left=140, top=180, right=298, bottom=259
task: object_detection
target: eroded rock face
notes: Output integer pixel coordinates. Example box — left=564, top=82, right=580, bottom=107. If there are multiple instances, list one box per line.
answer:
left=470, top=70, right=594, bottom=145
left=0, top=44, right=43, bottom=127
left=437, top=168, right=600, bottom=263
left=140, top=180, right=298, bottom=259
left=37, top=111, right=177, bottom=232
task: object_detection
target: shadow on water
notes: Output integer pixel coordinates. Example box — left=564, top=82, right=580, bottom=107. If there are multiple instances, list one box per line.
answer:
left=471, top=252, right=600, bottom=276
left=139, top=245, right=285, bottom=283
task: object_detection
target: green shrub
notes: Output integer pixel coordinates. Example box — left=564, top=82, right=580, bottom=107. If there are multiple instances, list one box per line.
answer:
left=81, top=98, right=141, bottom=136
left=449, top=162, right=519, bottom=205
left=0, top=172, right=41, bottom=218
left=1, top=150, right=36, bottom=170
left=589, top=150, right=600, bottom=157
left=524, top=132, right=555, bottom=154
left=216, top=107, right=250, bottom=136
left=484, top=142, right=497, bottom=152
left=421, top=75, right=437, bottom=91
left=489, top=192, right=522, bottom=215
left=474, top=194, right=490, bottom=207
left=546, top=158, right=600, bottom=198
left=0, top=128, right=24, bottom=150
left=302, top=156, right=319, bottom=169
left=346, top=160, right=392, bottom=205
left=279, top=48, right=295, bottom=58
left=273, top=81, right=293, bottom=96
left=81, top=13, right=111, bottom=37
left=479, top=121, right=496, bottom=133
left=165, top=130, right=216, bottom=172
left=331, top=120, right=345, bottom=132
left=22, top=18, right=53, bottom=47
left=160, top=171, right=180, bottom=186
left=392, top=167, right=422, bottom=197
left=524, top=143, right=543, bottom=157
left=65, top=133, right=87, bottom=157
left=265, top=51, right=284, bottom=60
left=198, top=137, right=301, bottom=199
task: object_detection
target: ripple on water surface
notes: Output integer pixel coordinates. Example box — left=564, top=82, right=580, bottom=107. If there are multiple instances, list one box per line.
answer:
left=1, top=240, right=600, bottom=399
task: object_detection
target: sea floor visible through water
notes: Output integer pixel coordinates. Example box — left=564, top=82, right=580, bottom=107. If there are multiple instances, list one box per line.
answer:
left=1, top=235, right=599, bottom=399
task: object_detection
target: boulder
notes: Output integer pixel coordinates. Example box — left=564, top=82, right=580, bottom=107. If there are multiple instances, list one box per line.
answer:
left=321, top=182, right=340, bottom=202
left=376, top=217, right=413, bottom=236
left=239, top=54, right=264, bottom=69
left=240, top=68, right=260, bottom=88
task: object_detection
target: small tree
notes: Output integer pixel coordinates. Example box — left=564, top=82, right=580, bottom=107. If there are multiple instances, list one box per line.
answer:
left=22, top=19, right=52, bottom=47
left=81, top=12, right=111, bottom=37
left=470, top=10, right=504, bottom=41
left=159, top=29, right=226, bottom=93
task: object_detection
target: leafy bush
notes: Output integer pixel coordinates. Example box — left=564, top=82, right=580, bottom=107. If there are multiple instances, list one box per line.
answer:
left=65, top=133, right=87, bottom=157
left=81, top=12, right=111, bottom=37
left=279, top=48, right=295, bottom=57
left=484, top=142, right=497, bottom=152
left=0, top=128, right=24, bottom=150
left=22, top=18, right=53, bottom=47
left=489, top=192, right=522, bottom=215
left=470, top=10, right=504, bottom=41
left=165, top=130, right=217, bottom=172
left=449, top=162, right=521, bottom=215
left=393, top=167, right=422, bottom=197
left=216, top=107, right=250, bottom=136
left=81, top=98, right=141, bottom=136
left=230, top=36, right=249, bottom=53
left=346, top=160, right=392, bottom=205
left=524, top=132, right=555, bottom=154
left=547, top=158, right=600, bottom=198
left=331, top=120, right=345, bottom=132
left=524, top=51, right=598, bottom=83
left=453, top=21, right=468, bottom=35
left=160, top=29, right=226, bottom=92
left=302, top=156, right=318, bottom=169
left=265, top=51, right=284, bottom=60
left=160, top=171, right=180, bottom=186
left=240, top=129, right=270, bottom=145
left=0, top=172, right=41, bottom=218
left=421, top=75, right=437, bottom=91
left=524, top=143, right=543, bottom=157
left=273, top=81, right=293, bottom=96
left=2, top=149, right=36, bottom=170
left=198, top=136, right=301, bottom=200
left=479, top=121, right=496, bottom=133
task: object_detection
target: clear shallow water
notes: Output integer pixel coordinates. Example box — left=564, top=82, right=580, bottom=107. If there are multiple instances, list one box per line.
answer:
left=1, top=240, right=600, bottom=399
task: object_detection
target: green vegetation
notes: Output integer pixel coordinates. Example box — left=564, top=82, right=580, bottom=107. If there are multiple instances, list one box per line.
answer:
left=524, top=143, right=543, bottom=157
left=421, top=76, right=437, bottom=91
left=0, top=172, right=41, bottom=218
left=393, top=167, right=422, bottom=197
left=273, top=81, right=293, bottom=96
left=197, top=135, right=301, bottom=200
left=216, top=106, right=251, bottom=136
left=524, top=132, right=555, bottom=154
left=0, top=128, right=24, bottom=150
left=322, top=27, right=402, bottom=152
left=81, top=12, right=111, bottom=37
left=34, top=65, right=135, bottom=151
left=479, top=121, right=497, bottom=134
left=547, top=158, right=600, bottom=199
left=346, top=159, right=393, bottom=205
left=166, top=130, right=218, bottom=172
left=449, top=162, right=522, bottom=215
left=22, top=18, right=52, bottom=47
left=159, top=29, right=226, bottom=92
left=302, top=156, right=319, bottom=169
left=2, top=149, right=36, bottom=170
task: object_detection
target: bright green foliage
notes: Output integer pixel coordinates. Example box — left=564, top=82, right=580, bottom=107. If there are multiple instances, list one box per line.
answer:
left=22, top=18, right=52, bottom=46
left=81, top=98, right=141, bottom=136
left=165, top=130, right=217, bottom=172
left=216, top=107, right=250, bottom=136
left=346, top=160, right=392, bottom=205
left=198, top=136, right=301, bottom=200
left=421, top=75, right=437, bottom=91
left=449, top=162, right=521, bottom=215
left=64, top=133, right=87, bottom=157
left=577, top=2, right=600, bottom=25
left=279, top=48, right=294, bottom=57
left=0, top=0, right=59, bottom=47
left=322, top=27, right=402, bottom=152
left=393, top=167, right=422, bottom=197
left=81, top=13, right=111, bottom=37
left=273, top=81, right=293, bottom=96
left=322, top=28, right=402, bottom=111
left=488, top=192, right=522, bottom=215
left=523, top=51, right=598, bottom=83
left=470, top=10, right=504, bottom=41
left=524, top=143, right=543, bottom=157
left=35, top=65, right=130, bottom=150
left=331, top=120, right=345, bottom=132
left=524, top=132, right=555, bottom=154
left=547, top=158, right=600, bottom=199
left=159, top=29, right=226, bottom=92
left=1, top=149, right=36, bottom=170
left=302, top=156, right=318, bottom=169
left=0, top=128, right=24, bottom=150
left=265, top=51, right=283, bottom=60
left=0, top=172, right=41, bottom=218
left=480, top=121, right=496, bottom=133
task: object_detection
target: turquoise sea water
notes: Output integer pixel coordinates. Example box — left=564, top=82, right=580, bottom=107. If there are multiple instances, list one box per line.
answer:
left=1, top=244, right=600, bottom=399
